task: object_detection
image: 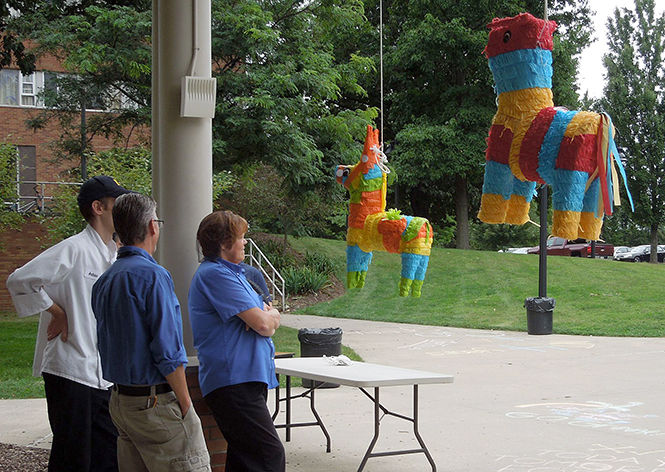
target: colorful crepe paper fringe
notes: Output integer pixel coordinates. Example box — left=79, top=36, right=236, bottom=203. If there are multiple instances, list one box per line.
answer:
left=336, top=125, right=434, bottom=297
left=477, top=12, right=633, bottom=240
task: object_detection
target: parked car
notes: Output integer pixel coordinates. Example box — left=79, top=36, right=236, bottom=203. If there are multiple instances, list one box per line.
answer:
left=527, top=237, right=614, bottom=258
left=616, top=244, right=665, bottom=262
left=613, top=246, right=631, bottom=260
left=500, top=247, right=530, bottom=254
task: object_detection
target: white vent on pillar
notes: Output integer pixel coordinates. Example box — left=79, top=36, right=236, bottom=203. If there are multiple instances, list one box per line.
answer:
left=180, top=76, right=217, bottom=118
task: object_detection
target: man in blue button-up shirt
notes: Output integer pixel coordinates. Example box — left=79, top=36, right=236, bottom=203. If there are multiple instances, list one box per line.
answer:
left=92, top=193, right=210, bottom=472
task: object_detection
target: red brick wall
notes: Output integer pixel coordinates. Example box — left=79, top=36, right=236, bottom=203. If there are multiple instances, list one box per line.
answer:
left=0, top=105, right=149, bottom=187
left=186, top=365, right=228, bottom=471
left=0, top=217, right=48, bottom=312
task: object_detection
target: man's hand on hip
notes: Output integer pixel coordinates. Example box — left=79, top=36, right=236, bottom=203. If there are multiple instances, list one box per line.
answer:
left=46, top=303, right=68, bottom=342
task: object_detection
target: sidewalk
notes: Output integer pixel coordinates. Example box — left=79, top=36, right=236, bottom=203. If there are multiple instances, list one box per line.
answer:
left=278, top=314, right=665, bottom=471
left=3, top=314, right=665, bottom=471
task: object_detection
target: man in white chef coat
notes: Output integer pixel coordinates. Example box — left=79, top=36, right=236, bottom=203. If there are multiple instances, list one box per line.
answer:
left=7, top=176, right=131, bottom=472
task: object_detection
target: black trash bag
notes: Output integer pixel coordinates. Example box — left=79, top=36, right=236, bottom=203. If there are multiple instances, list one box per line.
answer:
left=524, top=297, right=556, bottom=312
left=297, top=328, right=343, bottom=388
left=297, top=328, right=343, bottom=357
left=524, top=297, right=555, bottom=335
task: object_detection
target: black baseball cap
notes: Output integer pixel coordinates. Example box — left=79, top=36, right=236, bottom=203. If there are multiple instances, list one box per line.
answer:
left=77, top=175, right=131, bottom=208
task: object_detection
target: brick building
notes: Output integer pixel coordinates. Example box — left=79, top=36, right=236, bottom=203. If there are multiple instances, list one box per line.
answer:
left=0, top=53, right=149, bottom=311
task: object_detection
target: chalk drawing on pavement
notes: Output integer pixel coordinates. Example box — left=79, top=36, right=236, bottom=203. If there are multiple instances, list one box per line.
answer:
left=505, top=401, right=665, bottom=438
left=495, top=444, right=665, bottom=471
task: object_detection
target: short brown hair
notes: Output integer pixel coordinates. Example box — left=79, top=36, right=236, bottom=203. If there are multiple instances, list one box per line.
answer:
left=197, top=210, right=248, bottom=259
left=79, top=196, right=114, bottom=223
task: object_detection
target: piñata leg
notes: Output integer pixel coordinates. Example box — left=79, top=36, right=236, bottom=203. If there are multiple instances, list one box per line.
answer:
left=552, top=169, right=587, bottom=239
left=505, top=177, right=537, bottom=225
left=478, top=160, right=514, bottom=224
left=409, top=254, right=430, bottom=298
left=346, top=244, right=372, bottom=289
left=399, top=252, right=426, bottom=297
left=578, top=177, right=603, bottom=240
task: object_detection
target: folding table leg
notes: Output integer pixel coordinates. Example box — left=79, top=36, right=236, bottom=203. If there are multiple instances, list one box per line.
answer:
left=272, top=374, right=280, bottom=421
left=309, top=388, right=331, bottom=453
left=357, top=387, right=381, bottom=472
left=286, top=374, right=291, bottom=441
left=412, top=385, right=436, bottom=471
left=356, top=385, right=436, bottom=472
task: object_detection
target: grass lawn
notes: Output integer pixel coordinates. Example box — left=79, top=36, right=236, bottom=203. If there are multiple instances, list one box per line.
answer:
left=290, top=236, right=665, bottom=337
left=0, top=314, right=43, bottom=398
left=0, top=313, right=361, bottom=399
left=4, top=237, right=661, bottom=398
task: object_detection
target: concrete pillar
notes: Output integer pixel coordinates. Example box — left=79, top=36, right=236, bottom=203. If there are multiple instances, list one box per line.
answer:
left=153, top=0, right=213, bottom=352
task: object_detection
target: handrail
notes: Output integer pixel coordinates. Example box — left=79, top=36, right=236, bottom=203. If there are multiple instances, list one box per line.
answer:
left=246, top=238, right=286, bottom=310
left=5, top=180, right=81, bottom=213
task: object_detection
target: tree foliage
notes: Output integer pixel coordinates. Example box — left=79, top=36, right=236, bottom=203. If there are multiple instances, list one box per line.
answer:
left=0, top=143, right=24, bottom=231
left=211, top=0, right=377, bottom=194
left=219, top=164, right=348, bottom=240
left=11, top=0, right=375, bottom=240
left=39, top=147, right=152, bottom=244
left=10, top=3, right=152, bottom=165
left=601, top=0, right=665, bottom=260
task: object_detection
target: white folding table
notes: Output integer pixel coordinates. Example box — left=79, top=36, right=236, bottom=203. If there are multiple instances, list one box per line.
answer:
left=272, top=357, right=453, bottom=471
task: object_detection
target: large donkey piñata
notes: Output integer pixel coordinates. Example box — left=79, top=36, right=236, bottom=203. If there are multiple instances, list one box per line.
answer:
left=477, top=13, right=632, bottom=240
left=336, top=126, right=433, bottom=297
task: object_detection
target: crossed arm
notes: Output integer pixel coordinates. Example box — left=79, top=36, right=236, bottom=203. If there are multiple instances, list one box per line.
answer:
left=237, top=306, right=281, bottom=337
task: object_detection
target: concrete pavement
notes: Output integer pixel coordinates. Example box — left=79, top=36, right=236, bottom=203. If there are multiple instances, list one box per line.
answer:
left=3, top=313, right=665, bottom=471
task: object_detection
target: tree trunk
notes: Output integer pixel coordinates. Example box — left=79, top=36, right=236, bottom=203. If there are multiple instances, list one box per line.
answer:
left=455, top=176, right=470, bottom=249
left=650, top=223, right=659, bottom=263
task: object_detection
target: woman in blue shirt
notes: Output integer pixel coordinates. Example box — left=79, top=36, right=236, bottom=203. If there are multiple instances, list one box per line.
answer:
left=189, top=210, right=285, bottom=472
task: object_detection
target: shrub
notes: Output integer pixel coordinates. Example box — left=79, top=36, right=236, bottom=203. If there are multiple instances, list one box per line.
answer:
left=255, top=239, right=296, bottom=270
left=283, top=267, right=329, bottom=295
left=303, top=251, right=339, bottom=275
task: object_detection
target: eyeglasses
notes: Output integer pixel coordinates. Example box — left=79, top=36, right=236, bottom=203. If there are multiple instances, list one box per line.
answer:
left=153, top=219, right=164, bottom=228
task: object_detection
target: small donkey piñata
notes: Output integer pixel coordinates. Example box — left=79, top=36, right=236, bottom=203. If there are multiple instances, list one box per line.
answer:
left=336, top=125, right=433, bottom=297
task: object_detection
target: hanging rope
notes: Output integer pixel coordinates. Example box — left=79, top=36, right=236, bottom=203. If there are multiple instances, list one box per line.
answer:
left=379, top=0, right=384, bottom=150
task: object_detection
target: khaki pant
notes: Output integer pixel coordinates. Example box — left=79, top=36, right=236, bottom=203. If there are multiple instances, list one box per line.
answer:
left=110, top=389, right=210, bottom=472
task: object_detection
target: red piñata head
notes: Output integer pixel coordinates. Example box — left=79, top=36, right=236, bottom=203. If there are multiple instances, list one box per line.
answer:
left=483, top=12, right=557, bottom=58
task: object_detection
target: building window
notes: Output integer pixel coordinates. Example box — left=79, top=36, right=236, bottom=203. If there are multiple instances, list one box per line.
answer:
left=20, top=73, right=36, bottom=106
left=16, top=145, right=37, bottom=209
left=0, top=70, right=19, bottom=105
left=0, top=70, right=45, bottom=107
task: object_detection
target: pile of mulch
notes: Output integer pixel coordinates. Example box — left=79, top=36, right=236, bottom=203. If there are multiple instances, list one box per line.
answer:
left=0, top=443, right=48, bottom=472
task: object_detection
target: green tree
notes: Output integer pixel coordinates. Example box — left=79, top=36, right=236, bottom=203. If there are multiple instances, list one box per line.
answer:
left=361, top=0, right=591, bottom=249
left=13, top=0, right=375, bottom=240
left=211, top=0, right=376, bottom=193
left=40, top=147, right=152, bottom=243
left=601, top=0, right=665, bottom=262
left=11, top=4, right=152, bottom=172
left=219, top=164, right=348, bottom=241
left=0, top=144, right=24, bottom=232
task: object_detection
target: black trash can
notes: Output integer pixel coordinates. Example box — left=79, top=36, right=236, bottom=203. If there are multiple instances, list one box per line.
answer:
left=524, top=297, right=555, bottom=335
left=298, top=327, right=343, bottom=388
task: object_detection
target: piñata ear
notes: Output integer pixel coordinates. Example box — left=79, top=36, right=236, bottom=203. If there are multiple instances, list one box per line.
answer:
left=360, top=125, right=375, bottom=171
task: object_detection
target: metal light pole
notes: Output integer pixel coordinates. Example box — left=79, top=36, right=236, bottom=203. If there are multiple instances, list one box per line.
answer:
left=538, top=186, right=547, bottom=298
left=525, top=1, right=556, bottom=333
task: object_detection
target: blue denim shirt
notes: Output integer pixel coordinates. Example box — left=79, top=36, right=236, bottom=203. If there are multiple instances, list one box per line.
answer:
left=92, top=246, right=187, bottom=385
left=188, top=257, right=277, bottom=397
